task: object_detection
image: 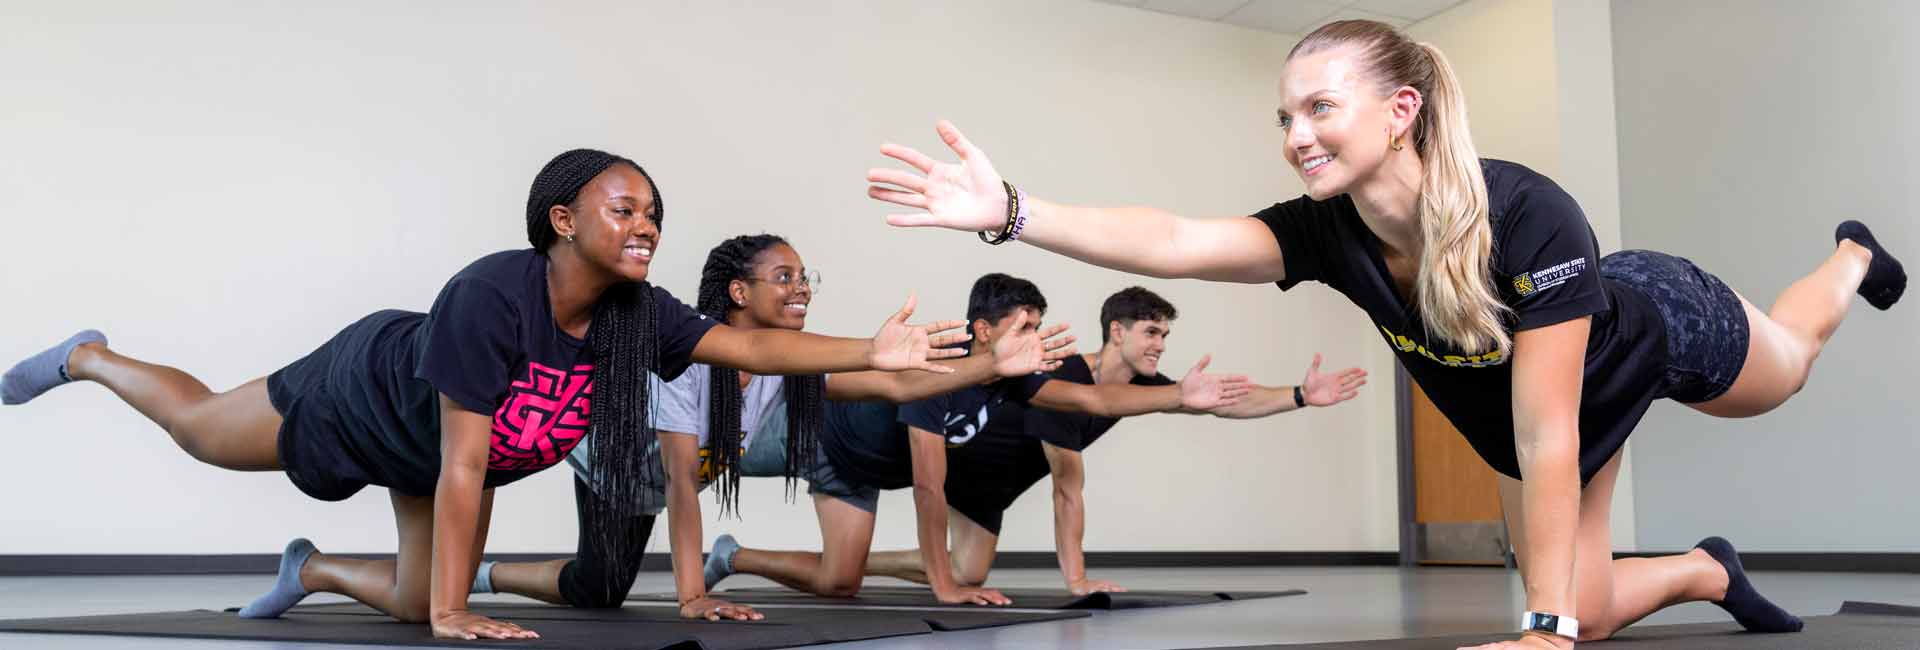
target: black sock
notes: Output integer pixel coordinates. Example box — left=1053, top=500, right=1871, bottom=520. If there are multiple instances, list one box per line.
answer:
left=1696, top=536, right=1803, bottom=633
left=1836, top=220, right=1906, bottom=310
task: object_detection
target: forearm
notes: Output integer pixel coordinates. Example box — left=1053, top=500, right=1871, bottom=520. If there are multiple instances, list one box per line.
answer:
left=666, top=481, right=706, bottom=602
left=1019, top=201, right=1196, bottom=279
left=1209, top=384, right=1302, bottom=419
left=828, top=355, right=997, bottom=402
left=1052, top=489, right=1087, bottom=584
left=1516, top=440, right=1581, bottom=616
left=703, top=330, right=872, bottom=375
left=1034, top=383, right=1181, bottom=418
left=430, top=467, right=485, bottom=617
left=911, top=486, right=959, bottom=590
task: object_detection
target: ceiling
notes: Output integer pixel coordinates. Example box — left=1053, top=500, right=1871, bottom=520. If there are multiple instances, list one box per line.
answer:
left=1092, top=0, right=1466, bottom=34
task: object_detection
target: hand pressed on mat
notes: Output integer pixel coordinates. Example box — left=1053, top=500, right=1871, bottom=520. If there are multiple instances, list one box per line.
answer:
left=681, top=596, right=763, bottom=622
left=1067, top=578, right=1127, bottom=596
left=1458, top=631, right=1572, bottom=650
left=432, top=610, right=537, bottom=640
left=935, top=584, right=1011, bottom=606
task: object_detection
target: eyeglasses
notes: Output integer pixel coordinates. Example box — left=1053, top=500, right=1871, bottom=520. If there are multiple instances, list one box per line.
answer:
left=745, top=268, right=821, bottom=293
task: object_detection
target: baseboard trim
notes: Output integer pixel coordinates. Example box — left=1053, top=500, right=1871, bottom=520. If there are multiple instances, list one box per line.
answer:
left=0, top=551, right=1398, bottom=576
left=5, top=551, right=1908, bottom=576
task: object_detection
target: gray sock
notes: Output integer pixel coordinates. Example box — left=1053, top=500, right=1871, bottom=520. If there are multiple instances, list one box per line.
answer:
left=471, top=560, right=497, bottom=594
left=2, top=330, right=106, bottom=405
left=704, top=534, right=740, bottom=591
left=237, top=538, right=318, bottom=619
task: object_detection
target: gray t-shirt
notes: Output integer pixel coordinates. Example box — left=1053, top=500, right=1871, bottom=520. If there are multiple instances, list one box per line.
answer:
left=565, top=363, right=791, bottom=513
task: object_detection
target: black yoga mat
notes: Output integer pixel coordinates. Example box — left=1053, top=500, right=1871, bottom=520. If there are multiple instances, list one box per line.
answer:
left=285, top=600, right=1090, bottom=632
left=633, top=585, right=1308, bottom=610
left=0, top=600, right=1082, bottom=650
left=1185, top=601, right=1920, bottom=650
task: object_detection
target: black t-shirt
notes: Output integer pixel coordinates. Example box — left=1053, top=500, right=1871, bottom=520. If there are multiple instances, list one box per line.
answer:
left=335, top=249, right=716, bottom=494
left=822, top=367, right=1051, bottom=491
left=943, top=353, right=1175, bottom=515
left=1254, top=160, right=1667, bottom=482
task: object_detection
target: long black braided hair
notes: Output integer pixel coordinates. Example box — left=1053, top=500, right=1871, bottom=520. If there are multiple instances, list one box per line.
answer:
left=526, top=148, right=664, bottom=605
left=694, top=234, right=825, bottom=515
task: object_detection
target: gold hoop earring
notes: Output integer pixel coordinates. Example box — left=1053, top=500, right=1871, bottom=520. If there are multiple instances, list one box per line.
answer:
left=1390, top=133, right=1404, bottom=151
left=565, top=234, right=575, bottom=243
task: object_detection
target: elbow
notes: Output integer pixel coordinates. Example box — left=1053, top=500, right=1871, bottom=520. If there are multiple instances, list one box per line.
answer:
left=1513, top=436, right=1580, bottom=478
left=1052, top=488, right=1082, bottom=510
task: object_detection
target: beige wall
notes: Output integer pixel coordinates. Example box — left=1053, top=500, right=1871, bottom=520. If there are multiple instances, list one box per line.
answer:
left=1613, top=0, right=1920, bottom=551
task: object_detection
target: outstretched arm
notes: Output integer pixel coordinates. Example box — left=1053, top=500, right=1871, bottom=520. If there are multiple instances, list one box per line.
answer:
left=1028, top=355, right=1250, bottom=417
left=694, top=294, right=967, bottom=375
left=827, top=314, right=1077, bottom=402
left=868, top=120, right=1289, bottom=283
left=1209, top=354, right=1368, bottom=419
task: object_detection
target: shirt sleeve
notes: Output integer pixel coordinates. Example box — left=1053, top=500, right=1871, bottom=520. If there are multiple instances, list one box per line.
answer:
left=1003, top=372, right=1052, bottom=403
left=1499, top=179, right=1611, bottom=331
left=649, top=284, right=720, bottom=381
left=415, top=275, right=521, bottom=414
left=650, top=365, right=706, bottom=439
left=1024, top=407, right=1093, bottom=451
left=896, top=392, right=950, bottom=434
left=1250, top=196, right=1341, bottom=291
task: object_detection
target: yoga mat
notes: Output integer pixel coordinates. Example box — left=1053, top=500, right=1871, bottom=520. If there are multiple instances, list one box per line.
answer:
left=1182, top=601, right=1920, bottom=650
left=0, top=602, right=984, bottom=650
left=286, top=600, right=1090, bottom=632
left=634, top=585, right=1308, bottom=610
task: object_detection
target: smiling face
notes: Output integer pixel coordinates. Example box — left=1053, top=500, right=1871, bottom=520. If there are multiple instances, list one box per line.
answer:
left=1276, top=45, right=1401, bottom=202
left=728, top=243, right=813, bottom=331
left=552, top=164, right=661, bottom=283
left=1108, top=318, right=1171, bottom=376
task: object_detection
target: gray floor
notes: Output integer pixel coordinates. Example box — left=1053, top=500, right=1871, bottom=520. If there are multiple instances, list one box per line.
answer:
left=2, top=567, right=1916, bottom=649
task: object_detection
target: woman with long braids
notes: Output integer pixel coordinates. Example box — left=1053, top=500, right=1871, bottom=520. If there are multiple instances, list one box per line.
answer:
left=864, top=20, right=1905, bottom=649
left=472, top=232, right=1081, bottom=621
left=0, top=149, right=970, bottom=640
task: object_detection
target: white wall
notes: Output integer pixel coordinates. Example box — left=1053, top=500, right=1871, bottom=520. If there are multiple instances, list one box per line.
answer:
left=0, top=1, right=1400, bottom=555
left=1407, top=0, right=1637, bottom=550
left=1613, top=0, right=1920, bottom=552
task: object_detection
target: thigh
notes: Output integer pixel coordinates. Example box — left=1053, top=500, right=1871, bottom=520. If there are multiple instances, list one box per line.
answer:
left=1689, top=295, right=1803, bottom=418
left=947, top=508, right=1001, bottom=585
left=174, top=377, right=284, bottom=470
left=814, top=493, right=878, bottom=583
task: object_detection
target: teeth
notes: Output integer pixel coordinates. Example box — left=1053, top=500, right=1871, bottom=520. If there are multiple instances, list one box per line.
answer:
left=786, top=304, right=808, bottom=314
left=1304, top=155, right=1334, bottom=171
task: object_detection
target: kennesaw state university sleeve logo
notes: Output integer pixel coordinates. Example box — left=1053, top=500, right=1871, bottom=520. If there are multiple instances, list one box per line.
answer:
left=1513, top=257, right=1587, bottom=298
left=1512, top=273, right=1536, bottom=296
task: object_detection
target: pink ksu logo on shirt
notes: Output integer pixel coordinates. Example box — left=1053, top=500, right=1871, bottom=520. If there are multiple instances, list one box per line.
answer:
left=489, top=362, right=593, bottom=471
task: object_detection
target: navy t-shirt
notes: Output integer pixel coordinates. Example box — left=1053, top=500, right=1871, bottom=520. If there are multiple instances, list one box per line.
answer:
left=820, top=366, right=1050, bottom=491
left=318, top=249, right=716, bottom=495
left=1253, top=160, right=1667, bottom=482
left=943, top=353, right=1174, bottom=516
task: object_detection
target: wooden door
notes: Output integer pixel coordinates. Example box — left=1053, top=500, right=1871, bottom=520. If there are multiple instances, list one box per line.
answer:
left=1409, top=379, right=1508, bottom=566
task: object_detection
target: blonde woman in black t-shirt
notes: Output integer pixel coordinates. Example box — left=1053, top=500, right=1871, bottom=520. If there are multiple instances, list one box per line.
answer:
left=863, top=20, right=1905, bottom=650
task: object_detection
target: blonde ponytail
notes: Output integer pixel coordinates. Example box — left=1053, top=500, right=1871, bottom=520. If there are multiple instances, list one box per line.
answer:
left=1287, top=22, right=1510, bottom=357
left=1410, top=43, right=1508, bottom=357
